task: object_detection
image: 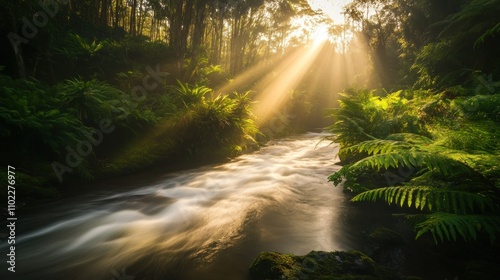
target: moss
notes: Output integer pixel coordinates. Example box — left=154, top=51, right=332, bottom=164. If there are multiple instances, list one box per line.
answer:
left=249, top=252, right=301, bottom=279
left=249, top=250, right=403, bottom=280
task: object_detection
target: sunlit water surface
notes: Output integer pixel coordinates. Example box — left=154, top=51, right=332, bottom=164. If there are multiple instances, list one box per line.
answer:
left=2, top=133, right=375, bottom=279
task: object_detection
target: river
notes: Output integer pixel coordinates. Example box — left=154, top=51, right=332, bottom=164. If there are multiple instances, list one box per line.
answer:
left=1, top=133, right=437, bottom=280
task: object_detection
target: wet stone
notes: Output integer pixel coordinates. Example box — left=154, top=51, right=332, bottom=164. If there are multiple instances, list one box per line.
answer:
left=249, top=250, right=405, bottom=280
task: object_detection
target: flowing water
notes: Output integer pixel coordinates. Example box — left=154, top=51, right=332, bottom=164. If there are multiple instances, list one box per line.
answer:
left=1, top=133, right=405, bottom=280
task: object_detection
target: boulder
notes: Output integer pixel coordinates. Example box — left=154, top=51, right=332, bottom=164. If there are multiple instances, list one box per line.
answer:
left=249, top=250, right=404, bottom=280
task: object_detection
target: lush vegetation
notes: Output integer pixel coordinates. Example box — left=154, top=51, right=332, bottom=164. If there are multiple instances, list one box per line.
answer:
left=0, top=71, right=258, bottom=198
left=328, top=89, right=500, bottom=244
left=327, top=0, right=500, bottom=277
left=341, top=0, right=500, bottom=88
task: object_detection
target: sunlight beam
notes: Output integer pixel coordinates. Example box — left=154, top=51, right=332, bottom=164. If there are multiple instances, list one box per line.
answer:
left=252, top=42, right=327, bottom=126
left=311, top=24, right=331, bottom=45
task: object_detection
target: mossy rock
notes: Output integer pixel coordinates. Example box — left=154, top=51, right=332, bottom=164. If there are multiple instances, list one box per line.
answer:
left=249, top=250, right=403, bottom=280
left=249, top=252, right=300, bottom=279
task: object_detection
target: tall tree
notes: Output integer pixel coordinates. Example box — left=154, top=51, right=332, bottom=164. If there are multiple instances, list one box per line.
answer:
left=228, top=0, right=265, bottom=74
left=129, top=0, right=138, bottom=35
left=164, top=0, right=196, bottom=70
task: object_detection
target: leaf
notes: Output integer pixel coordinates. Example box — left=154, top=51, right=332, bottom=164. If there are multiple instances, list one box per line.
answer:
left=352, top=186, right=496, bottom=214
left=415, top=213, right=500, bottom=244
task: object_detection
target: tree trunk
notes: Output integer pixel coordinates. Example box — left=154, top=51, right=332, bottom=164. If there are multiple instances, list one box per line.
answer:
left=100, top=0, right=109, bottom=25
left=114, top=0, right=120, bottom=27
left=192, top=1, right=207, bottom=50
left=137, top=0, right=144, bottom=36
left=129, top=0, right=137, bottom=35
left=167, top=0, right=195, bottom=72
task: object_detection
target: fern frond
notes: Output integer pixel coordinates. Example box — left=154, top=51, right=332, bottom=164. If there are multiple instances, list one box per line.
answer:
left=343, top=139, right=414, bottom=155
left=415, top=212, right=500, bottom=244
left=328, top=165, right=351, bottom=186
left=333, top=116, right=378, bottom=140
left=385, top=133, right=434, bottom=145
left=349, top=150, right=473, bottom=176
left=475, top=22, right=500, bottom=48
left=352, top=186, right=496, bottom=214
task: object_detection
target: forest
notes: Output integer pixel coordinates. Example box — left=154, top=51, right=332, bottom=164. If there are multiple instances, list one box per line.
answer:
left=0, top=0, right=337, bottom=193
left=0, top=0, right=499, bottom=279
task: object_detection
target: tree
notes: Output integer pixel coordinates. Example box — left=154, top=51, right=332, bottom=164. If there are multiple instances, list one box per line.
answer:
left=412, top=0, right=500, bottom=87
left=227, top=0, right=265, bottom=74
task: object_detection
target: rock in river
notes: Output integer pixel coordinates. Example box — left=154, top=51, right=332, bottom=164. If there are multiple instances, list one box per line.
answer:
left=249, top=250, right=406, bottom=280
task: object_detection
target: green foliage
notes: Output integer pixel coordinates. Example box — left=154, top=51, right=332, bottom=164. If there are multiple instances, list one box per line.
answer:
left=56, top=33, right=104, bottom=59
left=432, top=121, right=500, bottom=153
left=475, top=22, right=500, bottom=48
left=173, top=86, right=258, bottom=156
left=330, top=134, right=499, bottom=243
left=326, top=89, right=426, bottom=150
left=414, top=213, right=500, bottom=244
left=168, top=80, right=212, bottom=107
left=384, top=133, right=433, bottom=145
left=0, top=169, right=59, bottom=201
left=0, top=74, right=88, bottom=157
left=2, top=73, right=254, bottom=194
left=326, top=89, right=381, bottom=146
left=352, top=186, right=495, bottom=214
left=345, top=144, right=474, bottom=176
left=102, top=83, right=258, bottom=175
left=195, top=64, right=231, bottom=87
left=57, top=78, right=131, bottom=124
left=441, top=0, right=500, bottom=49
left=411, top=40, right=455, bottom=88
left=411, top=0, right=500, bottom=87
left=451, top=94, right=500, bottom=121
left=0, top=74, right=101, bottom=189
left=328, top=88, right=500, bottom=244
left=97, top=37, right=174, bottom=77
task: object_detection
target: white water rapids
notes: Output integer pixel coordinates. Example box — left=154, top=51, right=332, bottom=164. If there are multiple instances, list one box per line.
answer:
left=2, top=133, right=374, bottom=280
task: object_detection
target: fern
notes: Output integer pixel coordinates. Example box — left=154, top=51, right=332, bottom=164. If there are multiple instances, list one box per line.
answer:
left=328, top=88, right=500, bottom=245
left=385, top=133, right=434, bottom=145
left=352, top=186, right=496, bottom=214
left=168, top=80, right=212, bottom=107
left=58, top=78, right=131, bottom=123
left=452, top=94, right=500, bottom=121
left=475, top=22, right=500, bottom=48
left=326, top=89, right=391, bottom=147
left=327, top=116, right=377, bottom=145
left=348, top=150, right=474, bottom=176
left=415, top=212, right=500, bottom=244
left=343, top=139, right=414, bottom=155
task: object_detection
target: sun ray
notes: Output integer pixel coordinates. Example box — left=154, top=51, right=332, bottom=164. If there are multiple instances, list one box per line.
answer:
left=214, top=59, right=272, bottom=95
left=311, top=24, right=331, bottom=45
left=251, top=42, right=327, bottom=126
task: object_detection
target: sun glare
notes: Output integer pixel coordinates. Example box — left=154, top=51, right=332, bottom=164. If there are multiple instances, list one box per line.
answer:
left=308, top=0, right=351, bottom=24
left=311, top=24, right=330, bottom=45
